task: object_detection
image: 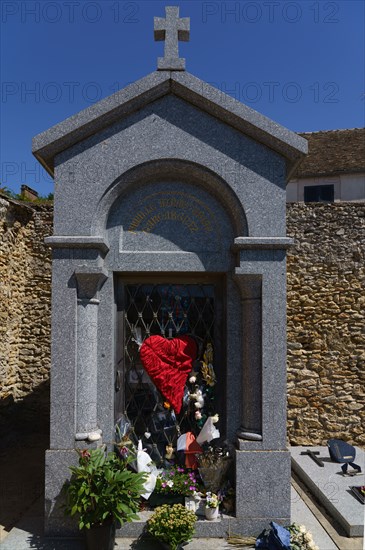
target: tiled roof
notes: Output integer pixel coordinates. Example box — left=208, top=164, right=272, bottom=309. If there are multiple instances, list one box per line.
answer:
left=294, top=128, right=365, bottom=178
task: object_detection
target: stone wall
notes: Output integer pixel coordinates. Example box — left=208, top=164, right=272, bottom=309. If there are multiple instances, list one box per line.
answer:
left=0, top=195, right=53, bottom=435
left=287, top=202, right=365, bottom=447
left=0, top=197, right=364, bottom=447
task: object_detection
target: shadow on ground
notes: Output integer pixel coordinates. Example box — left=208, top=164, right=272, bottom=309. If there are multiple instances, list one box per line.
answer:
left=0, top=381, right=49, bottom=539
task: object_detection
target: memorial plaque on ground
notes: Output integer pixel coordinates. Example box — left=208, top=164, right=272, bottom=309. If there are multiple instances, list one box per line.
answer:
left=291, top=445, right=365, bottom=537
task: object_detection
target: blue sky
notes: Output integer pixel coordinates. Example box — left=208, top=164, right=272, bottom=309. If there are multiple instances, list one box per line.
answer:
left=1, top=0, right=364, bottom=196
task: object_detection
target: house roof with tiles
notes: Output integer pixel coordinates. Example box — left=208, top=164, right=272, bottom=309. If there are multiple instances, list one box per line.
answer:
left=294, top=128, right=365, bottom=178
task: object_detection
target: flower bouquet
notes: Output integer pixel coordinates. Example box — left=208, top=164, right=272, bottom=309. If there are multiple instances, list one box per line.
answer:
left=204, top=491, right=221, bottom=520
left=287, top=523, right=319, bottom=550
left=205, top=491, right=220, bottom=508
left=197, top=445, right=232, bottom=493
left=227, top=521, right=319, bottom=549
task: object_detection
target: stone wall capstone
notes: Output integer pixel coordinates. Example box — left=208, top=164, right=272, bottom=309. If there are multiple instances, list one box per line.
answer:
left=0, top=197, right=364, bottom=447
left=287, top=202, right=365, bottom=447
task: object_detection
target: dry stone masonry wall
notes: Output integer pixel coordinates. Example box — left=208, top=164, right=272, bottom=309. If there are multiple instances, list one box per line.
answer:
left=0, top=195, right=52, bottom=421
left=0, top=198, right=364, bottom=447
left=287, top=202, right=365, bottom=447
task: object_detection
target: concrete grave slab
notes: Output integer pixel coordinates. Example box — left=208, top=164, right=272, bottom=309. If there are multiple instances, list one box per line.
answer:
left=291, top=485, right=338, bottom=550
left=291, top=445, right=365, bottom=537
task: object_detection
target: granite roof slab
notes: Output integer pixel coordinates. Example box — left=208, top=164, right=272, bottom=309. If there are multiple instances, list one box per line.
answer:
left=33, top=71, right=307, bottom=178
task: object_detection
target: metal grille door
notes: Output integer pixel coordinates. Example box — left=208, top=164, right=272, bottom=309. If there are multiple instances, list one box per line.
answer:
left=115, top=282, right=221, bottom=461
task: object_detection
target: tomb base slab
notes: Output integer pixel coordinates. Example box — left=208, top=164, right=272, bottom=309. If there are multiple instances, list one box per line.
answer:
left=235, top=449, right=291, bottom=528
left=44, top=449, right=79, bottom=536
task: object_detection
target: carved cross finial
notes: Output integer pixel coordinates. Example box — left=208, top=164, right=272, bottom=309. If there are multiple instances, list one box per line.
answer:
left=154, top=6, right=190, bottom=71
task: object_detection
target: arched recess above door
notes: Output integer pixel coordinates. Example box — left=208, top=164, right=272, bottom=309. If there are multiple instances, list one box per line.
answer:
left=93, top=158, right=248, bottom=238
left=93, top=159, right=248, bottom=272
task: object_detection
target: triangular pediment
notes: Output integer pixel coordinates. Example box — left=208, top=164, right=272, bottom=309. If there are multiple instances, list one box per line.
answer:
left=33, top=71, right=307, bottom=178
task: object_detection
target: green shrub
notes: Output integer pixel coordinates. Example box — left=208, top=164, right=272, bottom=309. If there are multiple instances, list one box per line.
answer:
left=64, top=448, right=146, bottom=530
left=147, top=503, right=196, bottom=549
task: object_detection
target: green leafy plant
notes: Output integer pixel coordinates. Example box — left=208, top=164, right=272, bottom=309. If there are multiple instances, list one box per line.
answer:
left=0, top=185, right=53, bottom=202
left=155, top=466, right=199, bottom=496
left=0, top=186, right=22, bottom=200
left=64, top=448, right=146, bottom=530
left=147, top=503, right=196, bottom=550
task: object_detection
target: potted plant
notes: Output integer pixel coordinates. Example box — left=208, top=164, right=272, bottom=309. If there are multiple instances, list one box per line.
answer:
left=204, top=492, right=220, bottom=520
left=150, top=466, right=200, bottom=507
left=147, top=503, right=196, bottom=550
left=64, top=447, right=147, bottom=550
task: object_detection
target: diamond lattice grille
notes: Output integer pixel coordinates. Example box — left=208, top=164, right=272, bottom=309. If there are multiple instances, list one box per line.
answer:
left=122, top=283, right=215, bottom=459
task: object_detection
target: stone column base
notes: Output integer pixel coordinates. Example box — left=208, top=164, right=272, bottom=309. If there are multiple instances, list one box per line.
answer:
left=235, top=449, right=291, bottom=532
left=44, top=449, right=80, bottom=536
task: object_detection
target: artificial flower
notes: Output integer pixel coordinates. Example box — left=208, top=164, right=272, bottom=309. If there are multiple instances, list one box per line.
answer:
left=201, top=362, right=216, bottom=386
left=205, top=491, right=220, bottom=508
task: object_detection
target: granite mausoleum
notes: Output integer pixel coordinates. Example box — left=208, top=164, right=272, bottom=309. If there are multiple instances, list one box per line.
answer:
left=32, top=7, right=307, bottom=537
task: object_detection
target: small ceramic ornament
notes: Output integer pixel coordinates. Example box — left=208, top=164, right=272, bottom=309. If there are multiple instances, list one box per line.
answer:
left=88, top=431, right=101, bottom=442
left=165, top=444, right=175, bottom=460
left=196, top=389, right=205, bottom=405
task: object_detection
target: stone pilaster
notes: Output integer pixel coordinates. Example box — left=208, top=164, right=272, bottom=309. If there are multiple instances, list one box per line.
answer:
left=233, top=274, right=263, bottom=441
left=74, top=266, right=108, bottom=441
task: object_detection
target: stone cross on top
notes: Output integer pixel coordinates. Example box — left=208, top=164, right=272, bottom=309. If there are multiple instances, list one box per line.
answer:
left=154, top=6, right=190, bottom=71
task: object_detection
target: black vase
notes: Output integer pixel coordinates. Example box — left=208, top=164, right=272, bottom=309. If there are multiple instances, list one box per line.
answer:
left=85, top=522, right=116, bottom=550
left=148, top=491, right=185, bottom=507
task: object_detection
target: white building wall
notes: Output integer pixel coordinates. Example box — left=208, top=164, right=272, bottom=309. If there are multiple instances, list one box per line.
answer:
left=340, top=173, right=365, bottom=201
left=287, top=172, right=365, bottom=202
